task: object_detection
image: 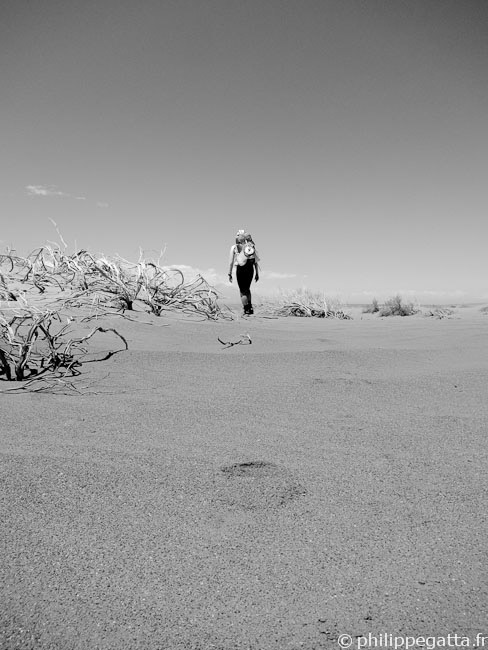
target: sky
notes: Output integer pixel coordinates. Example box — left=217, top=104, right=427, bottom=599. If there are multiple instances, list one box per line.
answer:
left=1, top=0, right=487, bottom=303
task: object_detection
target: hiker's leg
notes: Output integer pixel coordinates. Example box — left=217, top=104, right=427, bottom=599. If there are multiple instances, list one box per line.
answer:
left=236, top=263, right=254, bottom=313
left=245, top=289, right=253, bottom=313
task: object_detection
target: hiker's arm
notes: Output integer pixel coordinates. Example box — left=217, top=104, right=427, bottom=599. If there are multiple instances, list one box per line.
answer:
left=254, top=259, right=260, bottom=282
left=228, top=246, right=235, bottom=282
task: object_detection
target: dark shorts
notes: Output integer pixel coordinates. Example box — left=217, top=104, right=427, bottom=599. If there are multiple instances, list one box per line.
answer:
left=236, top=260, right=254, bottom=294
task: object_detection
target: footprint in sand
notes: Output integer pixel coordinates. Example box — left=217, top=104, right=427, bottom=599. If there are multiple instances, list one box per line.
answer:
left=215, top=461, right=307, bottom=511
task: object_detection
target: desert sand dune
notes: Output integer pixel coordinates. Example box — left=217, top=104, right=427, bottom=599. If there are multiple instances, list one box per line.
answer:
left=1, top=305, right=487, bottom=648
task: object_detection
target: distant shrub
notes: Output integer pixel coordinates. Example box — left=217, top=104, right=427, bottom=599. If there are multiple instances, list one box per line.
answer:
left=379, top=295, right=419, bottom=317
left=267, top=289, right=352, bottom=319
left=480, top=306, right=488, bottom=315
left=423, top=307, right=455, bottom=319
left=362, top=298, right=379, bottom=314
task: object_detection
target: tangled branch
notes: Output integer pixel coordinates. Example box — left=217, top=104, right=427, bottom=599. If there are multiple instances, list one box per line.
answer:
left=0, top=310, right=128, bottom=388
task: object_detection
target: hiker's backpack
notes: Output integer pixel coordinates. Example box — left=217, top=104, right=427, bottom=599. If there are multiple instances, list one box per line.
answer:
left=236, top=234, right=256, bottom=265
left=242, top=238, right=255, bottom=258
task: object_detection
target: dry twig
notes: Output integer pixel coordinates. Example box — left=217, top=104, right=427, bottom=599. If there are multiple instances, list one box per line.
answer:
left=218, top=333, right=252, bottom=349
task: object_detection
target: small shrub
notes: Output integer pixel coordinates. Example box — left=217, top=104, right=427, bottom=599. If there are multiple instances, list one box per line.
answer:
left=379, top=295, right=419, bottom=317
left=362, top=298, right=379, bottom=314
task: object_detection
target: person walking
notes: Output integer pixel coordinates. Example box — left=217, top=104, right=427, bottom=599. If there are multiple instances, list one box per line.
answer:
left=228, top=230, right=260, bottom=315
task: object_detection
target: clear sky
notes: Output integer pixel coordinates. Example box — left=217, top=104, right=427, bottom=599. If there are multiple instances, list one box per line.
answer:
left=1, top=0, right=487, bottom=303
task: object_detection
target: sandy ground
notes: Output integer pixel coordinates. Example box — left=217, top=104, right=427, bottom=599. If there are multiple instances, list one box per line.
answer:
left=1, top=305, right=487, bottom=649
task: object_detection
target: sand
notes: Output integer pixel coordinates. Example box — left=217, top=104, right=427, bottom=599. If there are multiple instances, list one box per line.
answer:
left=1, top=305, right=487, bottom=649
